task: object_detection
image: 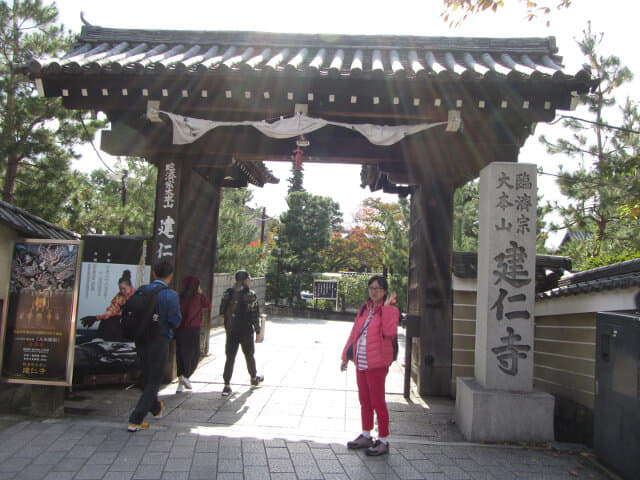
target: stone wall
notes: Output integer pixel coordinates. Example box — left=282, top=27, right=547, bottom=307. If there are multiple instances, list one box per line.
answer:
left=452, top=273, right=638, bottom=444
left=452, top=277, right=477, bottom=392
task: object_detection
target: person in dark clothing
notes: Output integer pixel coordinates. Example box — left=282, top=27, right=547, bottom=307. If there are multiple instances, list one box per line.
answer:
left=175, top=275, right=210, bottom=392
left=219, top=270, right=263, bottom=396
left=127, top=260, right=182, bottom=432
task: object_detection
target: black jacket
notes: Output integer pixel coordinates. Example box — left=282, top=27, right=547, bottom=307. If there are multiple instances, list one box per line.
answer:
left=219, top=286, right=260, bottom=336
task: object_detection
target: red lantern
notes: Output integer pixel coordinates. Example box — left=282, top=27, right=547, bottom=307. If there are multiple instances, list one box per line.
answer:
left=293, top=146, right=304, bottom=170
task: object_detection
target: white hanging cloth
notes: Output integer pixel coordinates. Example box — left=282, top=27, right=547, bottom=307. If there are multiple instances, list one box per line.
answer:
left=160, top=110, right=451, bottom=146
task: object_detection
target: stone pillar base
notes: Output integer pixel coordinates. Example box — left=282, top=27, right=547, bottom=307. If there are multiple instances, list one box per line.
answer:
left=455, top=377, right=554, bottom=442
left=30, top=386, right=65, bottom=418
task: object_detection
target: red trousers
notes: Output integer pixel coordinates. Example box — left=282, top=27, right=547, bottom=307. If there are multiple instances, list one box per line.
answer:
left=356, top=366, right=389, bottom=437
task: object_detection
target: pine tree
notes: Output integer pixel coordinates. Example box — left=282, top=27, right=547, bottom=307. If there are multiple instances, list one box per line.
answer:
left=540, top=24, right=640, bottom=267
left=287, top=161, right=304, bottom=194
left=0, top=0, right=104, bottom=207
left=271, top=191, right=342, bottom=303
left=52, top=157, right=157, bottom=235
left=453, top=180, right=480, bottom=252
left=216, top=188, right=265, bottom=275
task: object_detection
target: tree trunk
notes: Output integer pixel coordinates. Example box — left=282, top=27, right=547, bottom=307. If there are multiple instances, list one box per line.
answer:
left=2, top=152, right=19, bottom=204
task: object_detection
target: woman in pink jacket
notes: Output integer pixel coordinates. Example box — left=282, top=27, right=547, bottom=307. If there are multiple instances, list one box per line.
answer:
left=341, top=275, right=400, bottom=456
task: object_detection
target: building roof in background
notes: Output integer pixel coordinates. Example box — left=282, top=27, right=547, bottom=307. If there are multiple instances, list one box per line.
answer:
left=559, top=231, right=593, bottom=247
left=538, top=258, right=640, bottom=300
left=453, top=251, right=640, bottom=300
left=0, top=200, right=78, bottom=240
left=453, top=251, right=572, bottom=294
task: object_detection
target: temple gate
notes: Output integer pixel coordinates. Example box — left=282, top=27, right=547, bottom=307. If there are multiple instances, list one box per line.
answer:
left=22, top=26, right=593, bottom=396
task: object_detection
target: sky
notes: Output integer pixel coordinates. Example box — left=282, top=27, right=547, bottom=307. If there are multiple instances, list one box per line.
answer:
left=52, top=0, right=640, bottom=243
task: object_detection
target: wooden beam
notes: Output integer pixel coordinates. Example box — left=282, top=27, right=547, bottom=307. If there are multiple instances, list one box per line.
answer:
left=101, top=116, right=526, bottom=189
left=46, top=71, right=568, bottom=126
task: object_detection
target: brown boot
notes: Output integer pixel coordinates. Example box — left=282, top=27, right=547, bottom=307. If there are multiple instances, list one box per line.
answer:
left=365, top=440, right=389, bottom=456
left=347, top=434, right=373, bottom=449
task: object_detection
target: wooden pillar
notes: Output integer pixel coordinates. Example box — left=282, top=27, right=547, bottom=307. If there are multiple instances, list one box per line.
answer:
left=151, top=155, right=181, bottom=382
left=408, top=178, right=454, bottom=396
left=175, top=163, right=222, bottom=356
left=151, top=156, right=181, bottom=273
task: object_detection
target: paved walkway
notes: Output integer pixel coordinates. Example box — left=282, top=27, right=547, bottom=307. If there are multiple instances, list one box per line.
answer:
left=0, top=317, right=615, bottom=479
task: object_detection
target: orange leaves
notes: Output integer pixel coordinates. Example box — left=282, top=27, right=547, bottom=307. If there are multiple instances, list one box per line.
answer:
left=441, top=0, right=569, bottom=27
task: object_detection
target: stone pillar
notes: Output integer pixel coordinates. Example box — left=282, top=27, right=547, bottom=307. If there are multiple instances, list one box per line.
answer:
left=30, top=386, right=64, bottom=417
left=409, top=180, right=454, bottom=396
left=475, top=162, right=537, bottom=390
left=456, top=162, right=554, bottom=442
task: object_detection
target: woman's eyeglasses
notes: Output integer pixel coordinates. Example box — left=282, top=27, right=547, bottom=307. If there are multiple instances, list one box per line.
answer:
left=368, top=286, right=384, bottom=291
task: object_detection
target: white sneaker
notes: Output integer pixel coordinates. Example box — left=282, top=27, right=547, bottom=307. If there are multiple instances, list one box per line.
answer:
left=182, top=377, right=192, bottom=389
left=176, top=383, right=184, bottom=393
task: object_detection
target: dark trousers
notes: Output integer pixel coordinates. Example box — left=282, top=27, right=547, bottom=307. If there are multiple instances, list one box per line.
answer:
left=223, top=331, right=256, bottom=384
left=129, top=335, right=169, bottom=424
left=175, top=328, right=200, bottom=378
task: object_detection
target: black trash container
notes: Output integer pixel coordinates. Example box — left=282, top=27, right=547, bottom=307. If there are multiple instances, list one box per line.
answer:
left=594, top=312, right=640, bottom=480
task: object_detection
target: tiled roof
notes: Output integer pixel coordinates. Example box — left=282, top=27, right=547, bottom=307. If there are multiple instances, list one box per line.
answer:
left=560, top=231, right=593, bottom=246
left=233, top=158, right=279, bottom=187
left=0, top=200, right=78, bottom=240
left=24, top=26, right=591, bottom=83
left=452, top=251, right=571, bottom=293
left=537, top=258, right=640, bottom=299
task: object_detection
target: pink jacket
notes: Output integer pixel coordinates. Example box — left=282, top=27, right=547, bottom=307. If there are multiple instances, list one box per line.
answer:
left=341, top=300, right=400, bottom=369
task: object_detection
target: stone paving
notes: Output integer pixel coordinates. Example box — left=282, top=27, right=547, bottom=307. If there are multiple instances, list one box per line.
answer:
left=0, top=316, right=616, bottom=479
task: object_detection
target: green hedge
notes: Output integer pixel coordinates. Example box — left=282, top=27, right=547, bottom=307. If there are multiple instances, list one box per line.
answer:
left=267, top=272, right=407, bottom=313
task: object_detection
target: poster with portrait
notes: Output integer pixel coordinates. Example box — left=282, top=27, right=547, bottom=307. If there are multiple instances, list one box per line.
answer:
left=0, top=239, right=82, bottom=386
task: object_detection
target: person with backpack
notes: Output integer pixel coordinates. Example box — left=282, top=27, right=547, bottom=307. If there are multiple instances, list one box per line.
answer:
left=340, top=275, right=400, bottom=456
left=175, top=275, right=210, bottom=392
left=127, top=260, right=182, bottom=432
left=218, top=270, right=263, bottom=396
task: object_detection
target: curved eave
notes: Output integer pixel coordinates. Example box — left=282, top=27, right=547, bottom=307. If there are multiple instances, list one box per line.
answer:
left=19, top=26, right=595, bottom=92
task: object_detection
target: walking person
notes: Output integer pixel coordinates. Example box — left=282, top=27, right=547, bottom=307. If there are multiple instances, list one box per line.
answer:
left=219, top=270, right=263, bottom=396
left=175, top=275, right=210, bottom=392
left=341, top=275, right=400, bottom=456
left=127, top=260, right=182, bottom=432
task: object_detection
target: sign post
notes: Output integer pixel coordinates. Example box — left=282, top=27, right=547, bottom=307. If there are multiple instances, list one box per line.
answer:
left=313, top=280, right=338, bottom=311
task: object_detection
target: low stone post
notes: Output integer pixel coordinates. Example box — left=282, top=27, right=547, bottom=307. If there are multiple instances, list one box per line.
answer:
left=30, top=385, right=65, bottom=417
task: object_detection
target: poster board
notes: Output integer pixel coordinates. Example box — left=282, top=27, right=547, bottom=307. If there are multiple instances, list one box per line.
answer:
left=0, top=239, right=82, bottom=386
left=76, top=263, right=150, bottom=324
left=76, top=236, right=151, bottom=328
